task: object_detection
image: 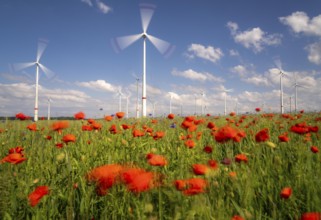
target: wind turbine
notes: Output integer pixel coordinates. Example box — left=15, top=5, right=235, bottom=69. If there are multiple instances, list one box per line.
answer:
left=13, top=39, right=54, bottom=121
left=124, top=90, right=131, bottom=118
left=117, top=87, right=123, bottom=112
left=112, top=3, right=175, bottom=117
left=222, top=89, right=233, bottom=116
left=275, top=59, right=286, bottom=114
left=47, top=97, right=52, bottom=120
left=293, top=73, right=306, bottom=113
left=132, top=73, right=140, bottom=118
left=200, top=91, right=205, bottom=115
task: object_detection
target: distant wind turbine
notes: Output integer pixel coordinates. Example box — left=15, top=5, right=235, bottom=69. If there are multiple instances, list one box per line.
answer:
left=222, top=88, right=233, bottom=116
left=132, top=73, right=140, bottom=118
left=112, top=3, right=175, bottom=117
left=13, top=39, right=55, bottom=121
left=275, top=59, right=286, bottom=114
left=47, top=97, right=52, bottom=120
left=200, top=91, right=205, bottom=115
left=117, top=87, right=123, bottom=112
left=293, top=73, right=306, bottom=113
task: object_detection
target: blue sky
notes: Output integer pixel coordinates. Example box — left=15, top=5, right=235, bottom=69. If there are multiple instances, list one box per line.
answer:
left=1, top=0, right=321, bottom=118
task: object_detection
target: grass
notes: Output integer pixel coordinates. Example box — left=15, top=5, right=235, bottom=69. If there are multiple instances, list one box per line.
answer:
left=0, top=112, right=321, bottom=219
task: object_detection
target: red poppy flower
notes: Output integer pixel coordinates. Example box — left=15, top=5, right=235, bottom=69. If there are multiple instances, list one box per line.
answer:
left=167, top=113, right=175, bottom=119
left=27, top=123, right=37, bottom=131
left=208, top=159, right=219, bottom=169
left=87, top=118, right=95, bottom=124
left=183, top=178, right=207, bottom=196
left=147, top=153, right=167, bottom=166
left=121, top=167, right=146, bottom=184
left=126, top=171, right=154, bottom=193
left=184, top=139, right=195, bottom=148
left=109, top=124, right=118, bottom=134
left=116, top=112, right=125, bottom=119
left=280, top=187, right=292, bottom=199
left=132, top=129, right=145, bottom=137
left=87, top=164, right=124, bottom=196
left=16, top=112, right=28, bottom=120
left=278, top=132, right=290, bottom=142
left=153, top=131, right=165, bottom=140
left=174, top=180, right=187, bottom=191
left=300, top=212, right=321, bottom=220
left=51, top=121, right=69, bottom=133
left=62, top=134, right=76, bottom=144
left=255, top=107, right=261, bottom=112
left=255, top=128, right=269, bottom=142
left=207, top=122, right=216, bottom=130
left=192, top=164, right=209, bottom=175
left=214, top=125, right=244, bottom=143
left=28, top=186, right=49, bottom=207
left=230, top=112, right=236, bottom=117
left=311, top=146, right=319, bottom=153
left=235, top=154, right=248, bottom=163
left=121, top=124, right=131, bottom=130
left=55, top=143, right=64, bottom=148
left=203, top=146, right=213, bottom=154
left=82, top=125, right=93, bottom=131
left=46, top=135, right=52, bottom=140
left=91, top=122, right=102, bottom=130
left=74, top=111, right=85, bottom=120
left=1, top=153, right=27, bottom=164
left=231, top=215, right=244, bottom=220
left=9, top=146, right=24, bottom=154
left=290, top=122, right=310, bottom=135
left=104, top=115, right=113, bottom=121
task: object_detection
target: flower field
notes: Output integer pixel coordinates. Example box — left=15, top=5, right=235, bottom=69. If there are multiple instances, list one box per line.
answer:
left=1, top=111, right=321, bottom=220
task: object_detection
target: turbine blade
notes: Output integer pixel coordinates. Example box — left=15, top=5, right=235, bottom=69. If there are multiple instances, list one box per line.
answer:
left=111, top=34, right=142, bottom=53
left=37, top=39, right=49, bottom=62
left=12, top=62, right=35, bottom=72
left=274, top=59, right=282, bottom=70
left=146, top=34, right=175, bottom=57
left=38, top=63, right=55, bottom=79
left=139, top=3, right=156, bottom=33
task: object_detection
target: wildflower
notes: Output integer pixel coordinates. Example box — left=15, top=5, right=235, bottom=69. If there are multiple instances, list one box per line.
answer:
left=152, top=131, right=165, bottom=140
left=87, top=164, right=124, bottom=196
left=121, top=167, right=146, bottom=184
left=46, top=135, right=52, bottom=140
left=62, top=134, right=76, bottom=144
left=133, top=129, right=145, bottom=137
left=311, top=146, right=319, bottom=153
left=91, top=122, right=102, bottom=130
left=183, top=178, right=207, bottom=196
left=82, top=125, right=93, bottom=131
left=280, top=187, right=292, bottom=199
left=104, top=115, right=113, bottom=121
left=146, top=153, right=167, bottom=166
left=207, top=122, right=216, bottom=130
left=126, top=171, right=154, bottom=193
left=231, top=215, right=244, bottom=220
left=109, top=124, right=118, bottom=134
left=229, top=172, right=237, bottom=178
left=28, top=186, right=49, bottom=207
left=27, top=123, right=37, bottom=131
left=208, top=159, right=219, bottom=169
left=1, top=153, right=27, bottom=164
left=230, top=112, right=236, bottom=117
left=184, top=139, right=195, bottom=148
left=203, top=146, right=213, bottom=154
left=278, top=132, right=290, bottom=142
left=255, top=107, right=261, bottom=112
left=235, top=154, right=248, bottom=163
left=300, top=212, right=321, bottom=220
left=167, top=113, right=175, bottom=119
left=221, top=158, right=232, bottom=165
left=121, top=124, right=131, bottom=130
left=192, top=164, right=210, bottom=175
left=16, top=112, right=28, bottom=120
left=255, top=128, right=269, bottom=142
left=214, top=125, right=245, bottom=143
left=174, top=180, right=187, bottom=191
left=51, top=121, right=69, bottom=134
left=74, top=111, right=85, bottom=120
left=55, top=143, right=64, bottom=148
left=116, top=112, right=125, bottom=119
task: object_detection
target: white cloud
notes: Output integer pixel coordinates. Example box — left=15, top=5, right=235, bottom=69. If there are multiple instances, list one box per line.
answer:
left=279, top=11, right=321, bottom=37
left=81, top=0, right=93, bottom=7
left=229, top=49, right=239, bottom=57
left=172, top=69, right=224, bottom=83
left=81, top=0, right=112, bottom=14
left=305, top=41, right=321, bottom=65
left=96, top=0, right=112, bottom=14
left=227, top=21, right=282, bottom=53
left=186, top=43, right=224, bottom=63
left=245, top=75, right=270, bottom=86
left=230, top=65, right=247, bottom=77
left=76, top=80, right=117, bottom=93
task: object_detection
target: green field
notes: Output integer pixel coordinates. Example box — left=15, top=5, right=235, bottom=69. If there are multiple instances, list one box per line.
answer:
left=0, top=112, right=321, bottom=220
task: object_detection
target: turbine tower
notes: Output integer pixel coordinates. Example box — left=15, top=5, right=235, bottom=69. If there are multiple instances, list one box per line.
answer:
left=293, top=73, right=305, bottom=113
left=275, top=59, right=286, bottom=114
left=223, top=89, right=233, bottom=116
left=112, top=3, right=174, bottom=117
left=13, top=39, right=54, bottom=121
left=47, top=97, right=51, bottom=120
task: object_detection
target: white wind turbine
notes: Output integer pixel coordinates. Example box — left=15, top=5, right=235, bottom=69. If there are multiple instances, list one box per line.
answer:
left=13, top=39, right=54, bottom=121
left=47, top=97, right=52, bottom=120
left=112, top=3, right=174, bottom=117
left=124, top=90, right=131, bottom=118
left=275, top=59, right=286, bottom=114
left=293, top=73, right=306, bottom=113
left=222, top=88, right=233, bottom=116
left=116, top=87, right=124, bottom=112
left=132, top=73, right=141, bottom=118
left=200, top=91, right=206, bottom=115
